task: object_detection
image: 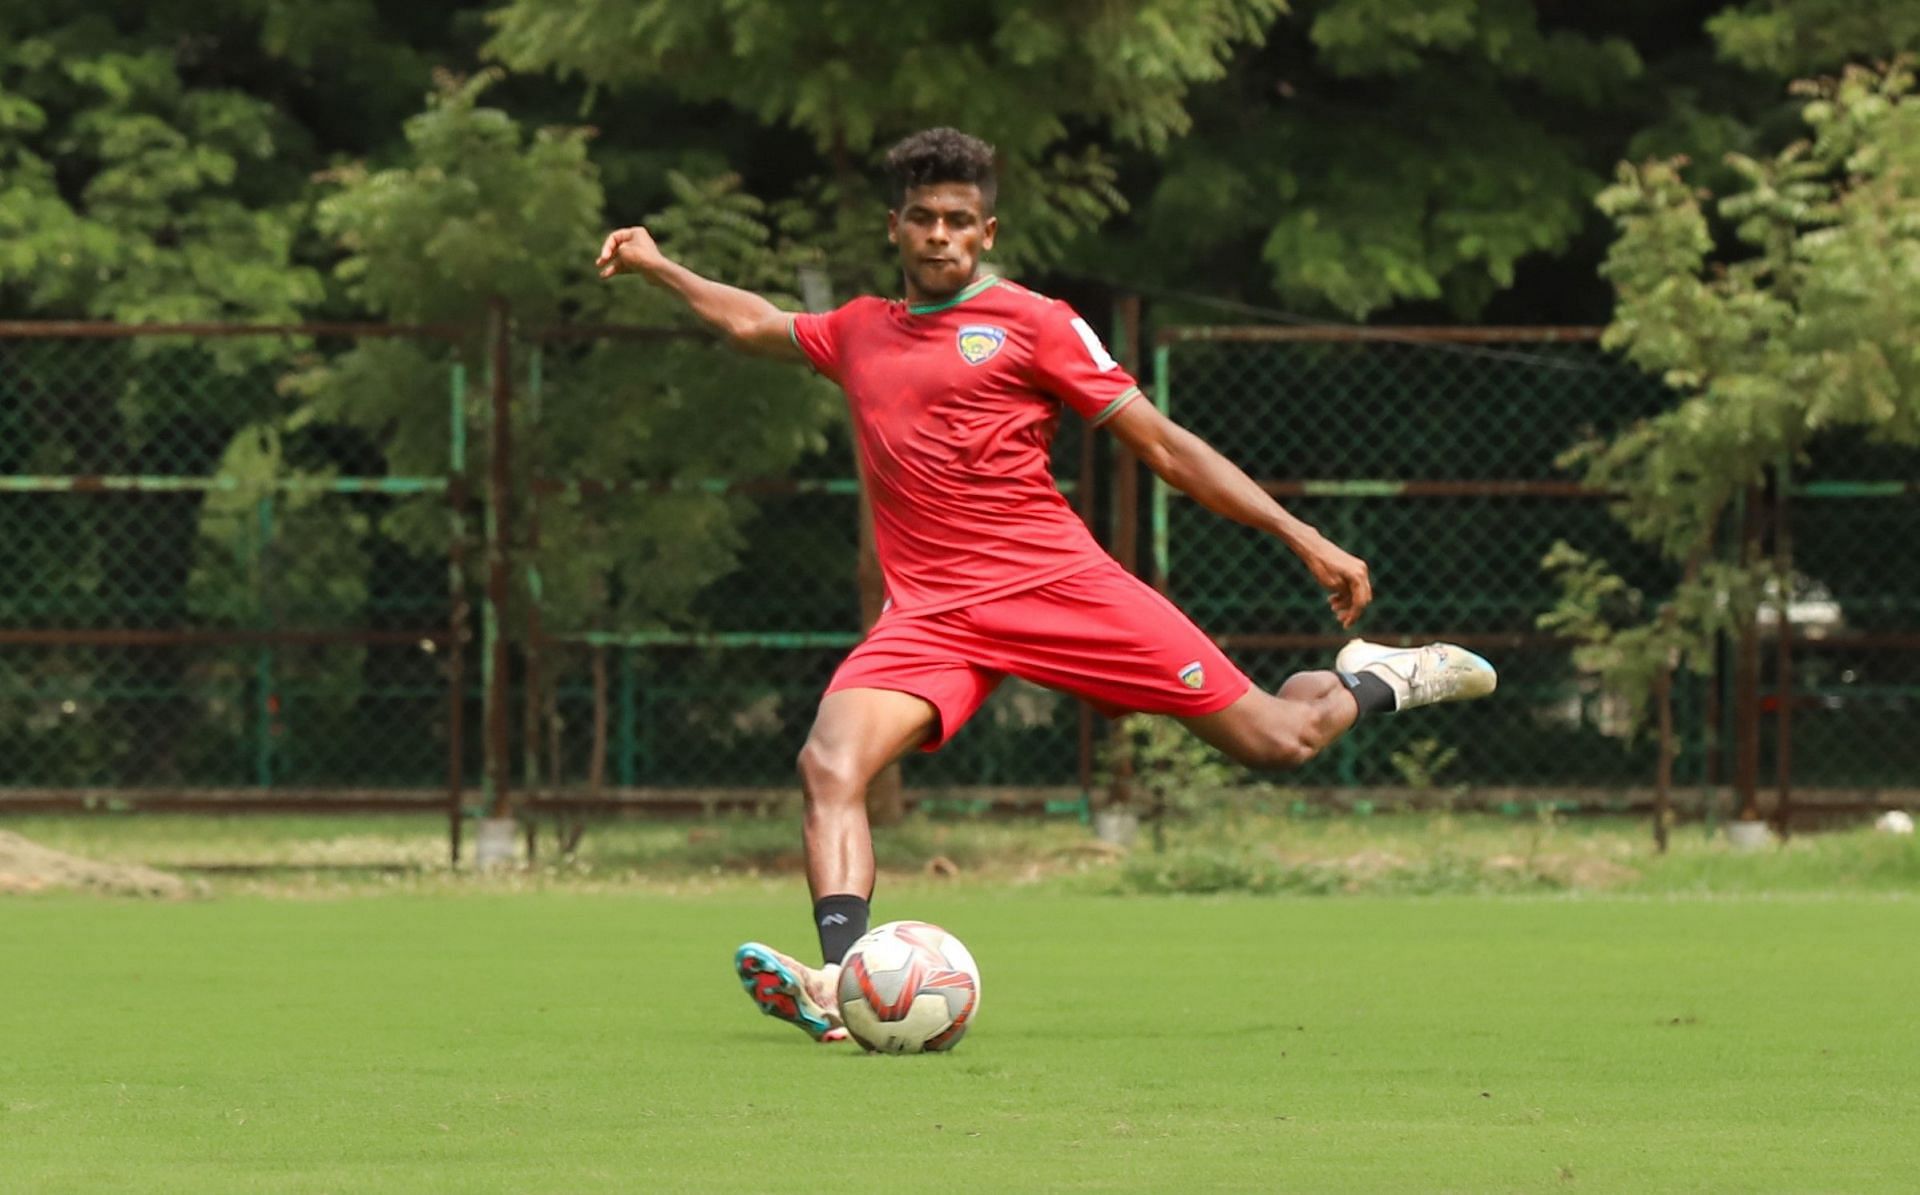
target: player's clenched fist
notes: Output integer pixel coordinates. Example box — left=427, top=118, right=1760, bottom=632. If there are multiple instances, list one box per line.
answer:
left=1305, top=543, right=1372, bottom=628
left=596, top=226, right=666, bottom=278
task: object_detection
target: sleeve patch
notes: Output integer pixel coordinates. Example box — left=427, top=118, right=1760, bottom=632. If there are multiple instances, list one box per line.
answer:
left=1069, top=317, right=1119, bottom=372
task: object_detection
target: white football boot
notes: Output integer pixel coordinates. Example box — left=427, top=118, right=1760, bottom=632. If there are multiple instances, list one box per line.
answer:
left=1335, top=639, right=1498, bottom=710
left=734, top=942, right=849, bottom=1043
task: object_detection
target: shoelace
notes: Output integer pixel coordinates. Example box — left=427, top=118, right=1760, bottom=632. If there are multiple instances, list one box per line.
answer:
left=1402, top=647, right=1454, bottom=704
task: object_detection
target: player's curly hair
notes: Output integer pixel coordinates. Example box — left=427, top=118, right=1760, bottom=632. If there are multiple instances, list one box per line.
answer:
left=884, top=128, right=998, bottom=212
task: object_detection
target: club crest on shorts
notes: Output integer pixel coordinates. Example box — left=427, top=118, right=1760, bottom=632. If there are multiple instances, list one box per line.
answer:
left=956, top=325, right=1007, bottom=366
left=1178, top=661, right=1205, bottom=689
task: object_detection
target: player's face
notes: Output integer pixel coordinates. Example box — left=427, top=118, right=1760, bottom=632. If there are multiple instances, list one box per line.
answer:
left=888, top=183, right=997, bottom=301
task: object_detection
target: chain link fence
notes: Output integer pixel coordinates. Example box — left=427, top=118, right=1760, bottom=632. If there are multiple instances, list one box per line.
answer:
left=1765, top=426, right=1920, bottom=791
left=0, top=316, right=1912, bottom=841
left=0, top=325, right=467, bottom=817
left=518, top=328, right=1098, bottom=813
left=1156, top=327, right=1920, bottom=812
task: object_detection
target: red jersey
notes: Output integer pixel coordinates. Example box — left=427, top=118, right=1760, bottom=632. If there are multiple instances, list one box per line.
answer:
left=790, top=275, right=1142, bottom=616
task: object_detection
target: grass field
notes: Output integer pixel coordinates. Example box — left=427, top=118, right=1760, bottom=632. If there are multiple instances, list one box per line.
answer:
left=4, top=818, right=1920, bottom=1191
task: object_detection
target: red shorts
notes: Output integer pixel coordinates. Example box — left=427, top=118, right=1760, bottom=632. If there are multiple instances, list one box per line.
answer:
left=826, top=560, right=1252, bottom=750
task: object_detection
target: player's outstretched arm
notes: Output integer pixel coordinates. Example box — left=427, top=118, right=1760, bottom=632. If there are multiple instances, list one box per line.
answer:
left=595, top=226, right=804, bottom=363
left=1105, top=398, right=1373, bottom=628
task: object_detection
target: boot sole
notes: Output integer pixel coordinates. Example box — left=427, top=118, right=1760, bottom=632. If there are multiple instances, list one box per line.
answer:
left=735, top=942, right=838, bottom=1041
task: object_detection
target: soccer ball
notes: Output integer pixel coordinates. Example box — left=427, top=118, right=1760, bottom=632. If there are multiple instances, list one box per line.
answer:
left=836, top=920, right=980, bottom=1054
left=1875, top=810, right=1915, bottom=836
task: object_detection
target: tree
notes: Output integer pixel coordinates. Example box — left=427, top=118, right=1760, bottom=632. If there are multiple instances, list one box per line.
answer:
left=1086, top=0, right=1654, bottom=319
left=0, top=11, right=332, bottom=784
left=1543, top=61, right=1920, bottom=842
left=0, top=14, right=320, bottom=324
left=486, top=0, right=1286, bottom=289
left=302, top=71, right=841, bottom=597
left=1709, top=0, right=1920, bottom=75
left=295, top=72, right=840, bottom=794
left=1086, top=0, right=1920, bottom=322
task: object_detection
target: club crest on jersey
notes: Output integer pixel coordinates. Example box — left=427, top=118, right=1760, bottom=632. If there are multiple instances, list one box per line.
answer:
left=1178, top=661, right=1206, bottom=689
left=956, top=325, right=1007, bottom=366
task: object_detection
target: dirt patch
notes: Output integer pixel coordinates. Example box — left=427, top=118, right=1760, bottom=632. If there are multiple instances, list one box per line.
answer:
left=1340, top=849, right=1411, bottom=882
left=0, top=831, right=191, bottom=898
left=1545, top=854, right=1641, bottom=889
left=1486, top=851, right=1641, bottom=890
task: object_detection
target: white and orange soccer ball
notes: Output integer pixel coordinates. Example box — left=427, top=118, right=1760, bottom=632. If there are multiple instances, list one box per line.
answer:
left=835, top=921, right=981, bottom=1054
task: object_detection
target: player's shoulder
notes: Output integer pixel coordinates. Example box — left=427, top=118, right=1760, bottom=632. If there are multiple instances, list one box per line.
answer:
left=832, top=294, right=895, bottom=320
left=984, top=278, right=1075, bottom=326
left=812, top=294, right=900, bottom=338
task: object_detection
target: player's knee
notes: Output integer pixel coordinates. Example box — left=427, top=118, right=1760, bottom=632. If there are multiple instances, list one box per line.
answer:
left=796, top=740, right=864, bottom=802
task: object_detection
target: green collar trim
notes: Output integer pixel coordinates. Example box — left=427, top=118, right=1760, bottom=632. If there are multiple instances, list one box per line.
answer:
left=907, top=274, right=1001, bottom=315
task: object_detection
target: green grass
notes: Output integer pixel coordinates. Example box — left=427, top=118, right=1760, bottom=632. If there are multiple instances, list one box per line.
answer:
left=5, top=883, right=1920, bottom=1191
left=1108, top=812, right=1920, bottom=897
left=13, top=810, right=1917, bottom=897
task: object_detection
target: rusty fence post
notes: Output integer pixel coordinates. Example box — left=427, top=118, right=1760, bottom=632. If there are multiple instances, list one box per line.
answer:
left=1773, top=459, right=1794, bottom=838
left=474, top=298, right=517, bottom=867
left=447, top=360, right=471, bottom=865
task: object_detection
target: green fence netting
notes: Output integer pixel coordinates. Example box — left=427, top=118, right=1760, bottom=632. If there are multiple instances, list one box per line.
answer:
left=0, top=330, right=461, bottom=798
left=1157, top=329, right=1920, bottom=796
left=1767, top=424, right=1920, bottom=788
left=520, top=330, right=1096, bottom=795
left=0, top=320, right=1911, bottom=812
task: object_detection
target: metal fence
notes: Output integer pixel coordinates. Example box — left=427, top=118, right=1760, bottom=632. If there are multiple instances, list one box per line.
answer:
left=0, top=323, right=467, bottom=832
left=0, top=315, right=1913, bottom=845
left=1153, top=326, right=1920, bottom=817
left=516, top=324, right=1100, bottom=819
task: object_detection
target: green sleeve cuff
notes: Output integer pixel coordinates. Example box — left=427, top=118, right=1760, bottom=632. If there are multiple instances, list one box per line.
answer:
left=1091, top=386, right=1142, bottom=427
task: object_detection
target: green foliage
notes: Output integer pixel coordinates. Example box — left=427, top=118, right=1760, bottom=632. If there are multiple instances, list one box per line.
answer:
left=1311, top=0, right=1641, bottom=99
left=1111, top=843, right=1554, bottom=895
left=1108, top=807, right=1607, bottom=896
left=0, top=16, right=321, bottom=324
left=265, top=70, right=607, bottom=623
left=1546, top=61, right=1920, bottom=720
left=295, top=73, right=838, bottom=632
left=315, top=70, right=600, bottom=328
left=1099, top=715, right=1246, bottom=850
left=1387, top=735, right=1460, bottom=789
left=9, top=1, right=1920, bottom=332
left=488, top=0, right=1282, bottom=159
left=627, top=172, right=821, bottom=317
left=1709, top=0, right=1920, bottom=75
left=1105, top=0, right=1644, bottom=318
left=487, top=0, right=1282, bottom=285
left=1254, top=81, right=1601, bottom=316
left=527, top=174, right=840, bottom=629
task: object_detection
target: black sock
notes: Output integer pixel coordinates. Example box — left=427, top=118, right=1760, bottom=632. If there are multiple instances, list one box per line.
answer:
left=1338, top=670, right=1398, bottom=717
left=813, top=893, right=870, bottom=966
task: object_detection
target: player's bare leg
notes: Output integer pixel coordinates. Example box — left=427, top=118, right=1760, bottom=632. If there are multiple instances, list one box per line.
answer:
left=1180, top=673, right=1359, bottom=770
left=1182, top=643, right=1497, bottom=770
left=796, top=687, right=940, bottom=900
left=735, top=687, right=937, bottom=1043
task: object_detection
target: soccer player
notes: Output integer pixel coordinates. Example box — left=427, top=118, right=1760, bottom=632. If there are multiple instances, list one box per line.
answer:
left=596, top=128, right=1496, bottom=1044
